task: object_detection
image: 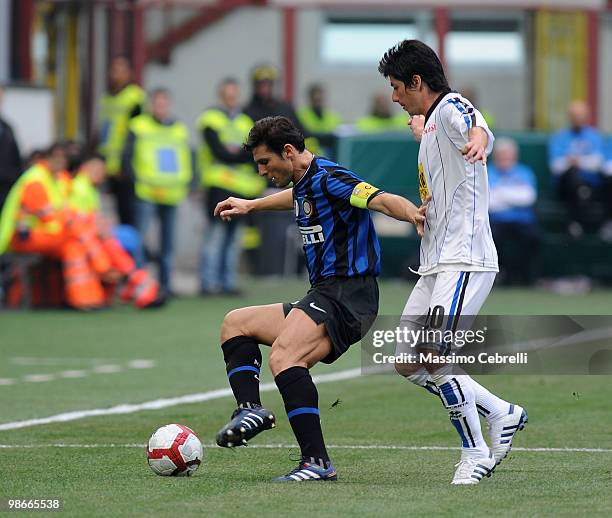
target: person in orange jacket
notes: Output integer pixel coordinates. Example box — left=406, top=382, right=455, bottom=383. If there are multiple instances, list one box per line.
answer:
left=0, top=144, right=105, bottom=309
left=64, top=151, right=163, bottom=309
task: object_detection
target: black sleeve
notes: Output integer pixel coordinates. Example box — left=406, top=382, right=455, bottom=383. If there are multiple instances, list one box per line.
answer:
left=129, top=104, right=142, bottom=119
left=203, top=127, right=252, bottom=164
left=7, top=125, right=22, bottom=174
left=190, top=149, right=199, bottom=192
left=121, top=131, right=136, bottom=181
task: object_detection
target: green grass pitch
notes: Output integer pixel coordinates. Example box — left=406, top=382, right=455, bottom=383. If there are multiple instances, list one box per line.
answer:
left=1, top=279, right=611, bottom=517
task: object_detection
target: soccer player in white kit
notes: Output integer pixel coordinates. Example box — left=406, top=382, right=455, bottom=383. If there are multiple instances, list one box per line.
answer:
left=378, top=40, right=528, bottom=485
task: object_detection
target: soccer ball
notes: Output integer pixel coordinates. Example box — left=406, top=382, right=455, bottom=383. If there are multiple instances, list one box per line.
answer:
left=147, top=424, right=203, bottom=476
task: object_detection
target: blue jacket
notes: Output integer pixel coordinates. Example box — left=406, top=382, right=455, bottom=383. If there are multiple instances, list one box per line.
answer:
left=489, top=163, right=537, bottom=224
left=548, top=126, right=604, bottom=185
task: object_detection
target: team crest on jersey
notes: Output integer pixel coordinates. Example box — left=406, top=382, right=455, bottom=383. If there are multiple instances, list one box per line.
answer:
left=418, top=162, right=429, bottom=202
left=302, top=198, right=313, bottom=217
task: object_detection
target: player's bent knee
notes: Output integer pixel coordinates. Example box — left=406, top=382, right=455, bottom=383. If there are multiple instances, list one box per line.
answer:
left=220, top=308, right=248, bottom=343
left=394, top=361, right=422, bottom=378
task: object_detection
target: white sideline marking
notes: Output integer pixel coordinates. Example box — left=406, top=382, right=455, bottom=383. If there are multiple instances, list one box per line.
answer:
left=0, top=360, right=156, bottom=389
left=23, top=374, right=55, bottom=383
left=0, top=443, right=610, bottom=454
left=0, top=368, right=362, bottom=431
left=93, top=364, right=122, bottom=374
left=128, top=360, right=156, bottom=369
left=60, top=370, right=88, bottom=378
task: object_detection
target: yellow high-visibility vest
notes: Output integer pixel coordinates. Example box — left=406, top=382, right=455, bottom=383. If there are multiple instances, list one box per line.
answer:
left=130, top=114, right=192, bottom=206
left=0, top=163, right=63, bottom=254
left=98, top=84, right=146, bottom=175
left=70, top=172, right=101, bottom=214
left=298, top=107, right=341, bottom=134
left=196, top=109, right=265, bottom=198
left=355, top=114, right=409, bottom=133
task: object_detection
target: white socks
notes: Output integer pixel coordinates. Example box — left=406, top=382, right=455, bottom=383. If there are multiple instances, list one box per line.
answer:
left=430, top=367, right=490, bottom=459
left=402, top=369, right=511, bottom=424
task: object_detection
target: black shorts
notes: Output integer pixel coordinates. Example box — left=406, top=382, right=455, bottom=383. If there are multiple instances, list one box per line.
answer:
left=282, top=276, right=379, bottom=364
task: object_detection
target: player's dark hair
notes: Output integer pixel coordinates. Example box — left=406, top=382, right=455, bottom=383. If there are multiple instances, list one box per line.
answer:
left=378, top=40, right=450, bottom=93
left=244, top=116, right=305, bottom=156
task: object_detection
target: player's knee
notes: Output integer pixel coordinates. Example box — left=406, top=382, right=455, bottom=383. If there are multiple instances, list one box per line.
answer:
left=394, top=361, right=419, bottom=378
left=220, top=308, right=247, bottom=343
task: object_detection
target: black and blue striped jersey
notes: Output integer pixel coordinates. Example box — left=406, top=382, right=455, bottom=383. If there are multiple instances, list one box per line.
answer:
left=292, top=156, right=383, bottom=285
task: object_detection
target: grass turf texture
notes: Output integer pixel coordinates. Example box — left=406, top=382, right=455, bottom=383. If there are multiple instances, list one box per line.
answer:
left=1, top=279, right=611, bottom=517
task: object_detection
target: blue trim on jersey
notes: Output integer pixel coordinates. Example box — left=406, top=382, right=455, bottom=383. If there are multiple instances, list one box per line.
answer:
left=227, top=366, right=260, bottom=378
left=312, top=173, right=337, bottom=272
left=356, top=213, right=368, bottom=274
left=448, top=99, right=472, bottom=128
left=447, top=272, right=465, bottom=330
left=293, top=157, right=381, bottom=284
left=287, top=407, right=320, bottom=420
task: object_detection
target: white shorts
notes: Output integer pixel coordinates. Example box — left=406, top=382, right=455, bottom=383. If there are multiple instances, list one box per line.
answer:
left=400, top=271, right=495, bottom=343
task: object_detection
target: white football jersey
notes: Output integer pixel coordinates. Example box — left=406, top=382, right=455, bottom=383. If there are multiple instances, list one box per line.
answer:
left=417, top=92, right=498, bottom=275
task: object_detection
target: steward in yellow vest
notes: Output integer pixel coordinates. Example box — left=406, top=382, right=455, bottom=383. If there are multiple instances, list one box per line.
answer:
left=125, top=113, right=193, bottom=206
left=197, top=109, right=264, bottom=200
left=122, top=88, right=193, bottom=295
left=97, top=63, right=145, bottom=175
left=197, top=78, right=264, bottom=295
left=0, top=160, right=64, bottom=256
left=98, top=83, right=145, bottom=175
left=96, top=57, right=145, bottom=226
left=356, top=92, right=409, bottom=133
left=298, top=84, right=341, bottom=157
left=0, top=145, right=107, bottom=309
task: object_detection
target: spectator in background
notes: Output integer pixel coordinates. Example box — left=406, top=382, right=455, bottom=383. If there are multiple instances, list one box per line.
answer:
left=97, top=56, right=146, bottom=226
left=123, top=88, right=194, bottom=297
left=243, top=65, right=302, bottom=277
left=197, top=78, right=265, bottom=295
left=0, top=144, right=107, bottom=309
left=356, top=92, right=407, bottom=133
left=0, top=85, right=22, bottom=209
left=489, top=138, right=540, bottom=285
left=298, top=83, right=341, bottom=157
left=601, top=137, right=612, bottom=242
left=244, top=65, right=304, bottom=132
left=548, top=100, right=604, bottom=237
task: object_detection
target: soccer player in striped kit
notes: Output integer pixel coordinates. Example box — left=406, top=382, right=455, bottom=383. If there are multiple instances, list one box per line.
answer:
left=378, top=40, right=528, bottom=485
left=213, top=116, right=427, bottom=481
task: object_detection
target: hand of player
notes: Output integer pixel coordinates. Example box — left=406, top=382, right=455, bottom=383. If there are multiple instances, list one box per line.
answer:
left=462, top=140, right=487, bottom=165
left=408, top=114, right=425, bottom=142
left=214, top=197, right=252, bottom=221
left=413, top=195, right=431, bottom=238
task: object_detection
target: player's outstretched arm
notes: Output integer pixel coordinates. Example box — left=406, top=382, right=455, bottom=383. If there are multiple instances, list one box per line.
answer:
left=462, top=127, right=489, bottom=165
left=214, top=188, right=293, bottom=221
left=367, top=192, right=428, bottom=237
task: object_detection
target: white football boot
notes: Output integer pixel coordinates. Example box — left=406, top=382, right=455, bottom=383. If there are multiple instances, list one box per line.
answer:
left=488, top=404, right=528, bottom=466
left=451, top=454, right=496, bottom=485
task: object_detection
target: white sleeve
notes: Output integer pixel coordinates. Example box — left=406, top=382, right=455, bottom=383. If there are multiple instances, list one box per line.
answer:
left=439, top=100, right=495, bottom=155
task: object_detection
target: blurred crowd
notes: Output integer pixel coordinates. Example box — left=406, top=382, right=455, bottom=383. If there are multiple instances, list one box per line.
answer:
left=1, top=57, right=612, bottom=309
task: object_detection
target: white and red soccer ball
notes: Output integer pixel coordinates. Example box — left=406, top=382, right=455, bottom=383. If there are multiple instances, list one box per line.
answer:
left=147, top=424, right=203, bottom=476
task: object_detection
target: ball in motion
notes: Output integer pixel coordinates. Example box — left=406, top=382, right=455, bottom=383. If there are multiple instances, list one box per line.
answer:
left=147, top=424, right=203, bottom=476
